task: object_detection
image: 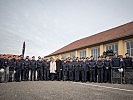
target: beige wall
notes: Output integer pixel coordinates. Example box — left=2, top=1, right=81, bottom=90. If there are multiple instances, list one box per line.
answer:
left=51, top=38, right=133, bottom=59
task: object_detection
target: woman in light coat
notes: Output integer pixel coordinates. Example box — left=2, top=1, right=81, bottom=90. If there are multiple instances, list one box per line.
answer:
left=50, top=58, right=56, bottom=81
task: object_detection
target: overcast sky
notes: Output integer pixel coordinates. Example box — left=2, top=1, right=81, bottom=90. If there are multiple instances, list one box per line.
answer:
left=0, top=0, right=133, bottom=58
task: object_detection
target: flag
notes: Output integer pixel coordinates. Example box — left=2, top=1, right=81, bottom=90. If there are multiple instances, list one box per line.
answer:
left=22, top=41, right=25, bottom=58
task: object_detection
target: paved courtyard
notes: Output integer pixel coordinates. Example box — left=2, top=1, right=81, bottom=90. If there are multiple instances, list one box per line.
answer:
left=0, top=81, right=133, bottom=100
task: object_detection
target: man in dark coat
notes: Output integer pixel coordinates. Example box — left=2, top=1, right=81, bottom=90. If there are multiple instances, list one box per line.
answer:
left=8, top=56, right=16, bottom=82
left=68, top=59, right=74, bottom=81
left=36, top=56, right=43, bottom=80
left=2, top=55, right=9, bottom=82
left=104, top=56, right=111, bottom=83
left=123, top=53, right=133, bottom=83
left=30, top=56, right=37, bottom=81
left=74, top=59, right=80, bottom=82
left=96, top=56, right=104, bottom=83
left=24, top=57, right=30, bottom=81
left=15, top=56, right=22, bottom=82
left=62, top=59, right=68, bottom=81
left=81, top=58, right=87, bottom=82
left=56, top=57, right=62, bottom=81
left=89, top=56, right=96, bottom=82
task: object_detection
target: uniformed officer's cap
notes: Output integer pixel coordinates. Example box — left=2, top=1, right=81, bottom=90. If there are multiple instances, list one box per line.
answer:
left=125, top=53, right=129, bottom=55
left=8, top=56, right=11, bottom=58
left=38, top=56, right=41, bottom=59
left=26, top=56, right=29, bottom=58
left=98, top=56, right=101, bottom=58
left=32, top=56, right=35, bottom=58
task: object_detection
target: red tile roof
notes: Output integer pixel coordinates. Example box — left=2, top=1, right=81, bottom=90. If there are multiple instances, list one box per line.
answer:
left=48, top=21, right=133, bottom=56
left=0, top=54, right=20, bottom=60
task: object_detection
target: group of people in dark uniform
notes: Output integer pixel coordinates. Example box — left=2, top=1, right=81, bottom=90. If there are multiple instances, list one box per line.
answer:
left=0, top=53, right=132, bottom=84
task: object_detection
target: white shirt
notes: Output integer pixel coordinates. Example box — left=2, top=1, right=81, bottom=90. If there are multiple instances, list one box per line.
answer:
left=50, top=61, right=56, bottom=73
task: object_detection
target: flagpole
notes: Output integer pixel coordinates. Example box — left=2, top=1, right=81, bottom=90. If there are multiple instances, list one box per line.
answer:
left=22, top=41, right=25, bottom=59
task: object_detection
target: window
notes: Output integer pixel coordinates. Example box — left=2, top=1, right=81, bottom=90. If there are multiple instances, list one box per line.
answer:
left=106, top=43, right=118, bottom=53
left=79, top=49, right=86, bottom=58
left=62, top=54, right=66, bottom=59
left=126, top=40, right=133, bottom=57
left=91, top=48, right=100, bottom=60
left=70, top=51, right=75, bottom=58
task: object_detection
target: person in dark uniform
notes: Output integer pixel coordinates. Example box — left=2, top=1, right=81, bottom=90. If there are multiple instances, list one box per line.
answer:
left=8, top=56, right=16, bottom=82
left=56, top=57, right=62, bottom=81
left=46, top=59, right=50, bottom=80
left=85, top=57, right=90, bottom=81
left=20, top=55, right=25, bottom=81
left=30, top=56, right=37, bottom=81
left=36, top=56, right=43, bottom=80
left=111, top=53, right=122, bottom=83
left=123, top=53, right=132, bottom=68
left=89, top=56, right=96, bottom=82
left=0, top=55, right=5, bottom=82
left=111, top=53, right=122, bottom=68
left=2, top=55, right=9, bottom=82
left=104, top=56, right=111, bottom=83
left=81, top=58, right=87, bottom=82
left=24, top=57, right=30, bottom=81
left=123, top=53, right=133, bottom=83
left=62, top=59, right=68, bottom=81
left=96, top=56, right=104, bottom=83
left=42, top=58, right=47, bottom=80
left=74, top=59, right=80, bottom=82
left=68, top=58, right=74, bottom=81
left=15, top=56, right=22, bottom=82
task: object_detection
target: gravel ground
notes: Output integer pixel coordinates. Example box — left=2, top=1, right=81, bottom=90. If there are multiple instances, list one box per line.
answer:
left=0, top=81, right=133, bottom=100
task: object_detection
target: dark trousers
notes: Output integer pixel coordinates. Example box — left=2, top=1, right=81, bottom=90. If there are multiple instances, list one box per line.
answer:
left=57, top=70, right=62, bottom=81
left=50, top=73, right=55, bottom=81
left=29, top=69, right=36, bottom=81
left=47, top=70, right=50, bottom=80
left=97, top=69, right=103, bottom=82
left=75, top=70, right=79, bottom=81
left=81, top=70, right=87, bottom=82
left=69, top=70, right=74, bottom=81
left=21, top=69, right=25, bottom=81
left=25, top=68, right=29, bottom=81
left=43, top=69, right=47, bottom=80
left=90, top=69, right=95, bottom=82
left=104, top=69, right=111, bottom=82
left=37, top=68, right=43, bottom=80
left=63, top=70, right=68, bottom=81
left=9, top=69, right=15, bottom=82
left=16, top=69, right=21, bottom=82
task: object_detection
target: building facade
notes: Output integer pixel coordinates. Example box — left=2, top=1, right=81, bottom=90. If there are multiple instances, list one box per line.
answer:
left=46, top=22, right=133, bottom=59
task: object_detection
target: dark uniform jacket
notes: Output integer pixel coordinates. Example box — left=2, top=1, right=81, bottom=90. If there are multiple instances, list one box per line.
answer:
left=88, top=60, right=96, bottom=69
left=97, top=60, right=104, bottom=69
left=68, top=61, right=74, bottom=71
left=62, top=62, right=68, bottom=71
left=9, top=58, right=16, bottom=70
left=36, top=60, right=43, bottom=69
left=16, top=59, right=22, bottom=70
left=81, top=61, right=87, bottom=71
left=111, top=57, right=121, bottom=68
left=104, top=60, right=111, bottom=69
left=74, top=62, right=79, bottom=71
left=2, top=58, right=8, bottom=68
left=123, top=57, right=132, bottom=68
left=56, top=59, right=62, bottom=72
left=24, top=60, right=30, bottom=69
left=30, top=60, right=37, bottom=70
